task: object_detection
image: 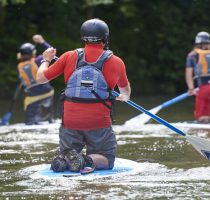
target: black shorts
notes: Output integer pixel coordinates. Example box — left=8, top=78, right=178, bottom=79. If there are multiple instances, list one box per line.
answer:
left=59, top=126, right=117, bottom=169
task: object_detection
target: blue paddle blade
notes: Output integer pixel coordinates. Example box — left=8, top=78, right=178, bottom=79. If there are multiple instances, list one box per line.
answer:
left=0, top=112, right=12, bottom=125
left=202, top=151, right=210, bottom=160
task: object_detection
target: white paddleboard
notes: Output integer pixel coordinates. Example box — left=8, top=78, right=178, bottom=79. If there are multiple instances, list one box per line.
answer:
left=30, top=158, right=142, bottom=180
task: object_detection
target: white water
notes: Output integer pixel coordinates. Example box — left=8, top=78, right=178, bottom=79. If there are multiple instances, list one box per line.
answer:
left=0, top=115, right=209, bottom=136
left=0, top=117, right=210, bottom=200
left=14, top=160, right=210, bottom=199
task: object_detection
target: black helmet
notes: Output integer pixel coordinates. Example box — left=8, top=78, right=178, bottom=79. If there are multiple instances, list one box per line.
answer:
left=81, top=18, right=109, bottom=43
left=19, top=43, right=36, bottom=55
left=195, top=31, right=210, bottom=44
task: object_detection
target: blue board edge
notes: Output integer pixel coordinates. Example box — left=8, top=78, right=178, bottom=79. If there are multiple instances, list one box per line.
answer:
left=38, top=158, right=141, bottom=178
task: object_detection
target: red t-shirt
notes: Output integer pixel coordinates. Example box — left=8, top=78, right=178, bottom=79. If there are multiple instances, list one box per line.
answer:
left=44, top=43, right=129, bottom=130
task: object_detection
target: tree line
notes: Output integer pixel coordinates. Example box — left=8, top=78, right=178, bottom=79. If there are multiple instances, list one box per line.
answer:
left=0, top=0, right=210, bottom=98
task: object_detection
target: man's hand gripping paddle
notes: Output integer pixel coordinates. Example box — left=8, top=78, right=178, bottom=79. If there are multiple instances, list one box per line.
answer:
left=113, top=91, right=210, bottom=160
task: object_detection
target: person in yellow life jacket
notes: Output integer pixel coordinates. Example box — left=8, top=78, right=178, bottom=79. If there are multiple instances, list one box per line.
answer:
left=17, top=35, right=54, bottom=125
left=185, top=31, right=210, bottom=124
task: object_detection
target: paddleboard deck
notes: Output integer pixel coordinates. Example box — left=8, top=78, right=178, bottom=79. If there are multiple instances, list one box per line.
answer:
left=30, top=158, right=142, bottom=180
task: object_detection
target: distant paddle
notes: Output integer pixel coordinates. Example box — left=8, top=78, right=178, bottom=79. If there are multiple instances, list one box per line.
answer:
left=125, top=89, right=198, bottom=125
left=0, top=83, right=22, bottom=125
left=113, top=91, right=210, bottom=160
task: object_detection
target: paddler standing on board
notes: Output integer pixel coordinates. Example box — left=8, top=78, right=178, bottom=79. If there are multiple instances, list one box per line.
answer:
left=17, top=34, right=54, bottom=125
left=36, top=18, right=131, bottom=174
left=185, top=31, right=210, bottom=124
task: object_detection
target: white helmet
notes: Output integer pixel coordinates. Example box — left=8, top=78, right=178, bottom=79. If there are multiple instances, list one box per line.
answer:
left=195, top=31, right=210, bottom=44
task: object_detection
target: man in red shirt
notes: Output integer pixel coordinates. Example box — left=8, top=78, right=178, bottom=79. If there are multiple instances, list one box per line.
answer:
left=37, top=18, right=131, bottom=174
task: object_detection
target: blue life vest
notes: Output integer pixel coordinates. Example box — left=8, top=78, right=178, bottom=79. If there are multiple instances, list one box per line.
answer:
left=65, top=48, right=113, bottom=102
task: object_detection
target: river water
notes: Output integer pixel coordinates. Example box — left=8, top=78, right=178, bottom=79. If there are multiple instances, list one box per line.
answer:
left=0, top=96, right=210, bottom=200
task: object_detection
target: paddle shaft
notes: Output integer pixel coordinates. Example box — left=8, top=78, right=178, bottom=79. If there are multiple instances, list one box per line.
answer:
left=9, top=83, right=22, bottom=112
left=161, top=93, right=188, bottom=109
left=161, top=88, right=198, bottom=109
left=112, top=91, right=186, bottom=136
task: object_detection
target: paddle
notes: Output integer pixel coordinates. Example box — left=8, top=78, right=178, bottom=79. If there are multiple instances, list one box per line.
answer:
left=126, top=89, right=198, bottom=125
left=0, top=83, right=22, bottom=125
left=112, top=91, right=210, bottom=160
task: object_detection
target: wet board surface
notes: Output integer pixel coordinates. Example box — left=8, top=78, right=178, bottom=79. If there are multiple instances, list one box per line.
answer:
left=30, top=158, right=142, bottom=180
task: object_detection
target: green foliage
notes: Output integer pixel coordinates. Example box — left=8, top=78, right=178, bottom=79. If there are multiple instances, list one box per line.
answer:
left=84, top=0, right=113, bottom=6
left=0, top=0, right=26, bottom=6
left=0, top=0, right=210, bottom=97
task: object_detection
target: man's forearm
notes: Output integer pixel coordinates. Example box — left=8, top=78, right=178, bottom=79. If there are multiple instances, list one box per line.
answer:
left=37, top=47, right=56, bottom=84
left=119, top=84, right=131, bottom=97
left=116, top=83, right=131, bottom=102
left=36, top=62, right=50, bottom=83
left=185, top=68, right=194, bottom=89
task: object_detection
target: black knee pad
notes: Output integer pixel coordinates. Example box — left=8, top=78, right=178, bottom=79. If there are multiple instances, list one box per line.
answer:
left=63, top=149, right=85, bottom=172
left=51, top=155, right=68, bottom=172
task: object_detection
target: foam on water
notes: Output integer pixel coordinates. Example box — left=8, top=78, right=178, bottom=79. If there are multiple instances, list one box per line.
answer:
left=0, top=131, right=58, bottom=147
left=0, top=117, right=209, bottom=137
left=0, top=119, right=61, bottom=134
left=15, top=160, right=210, bottom=200
left=1, top=118, right=210, bottom=199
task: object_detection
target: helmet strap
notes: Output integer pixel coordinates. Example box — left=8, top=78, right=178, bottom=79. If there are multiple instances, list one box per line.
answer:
left=104, top=41, right=109, bottom=50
